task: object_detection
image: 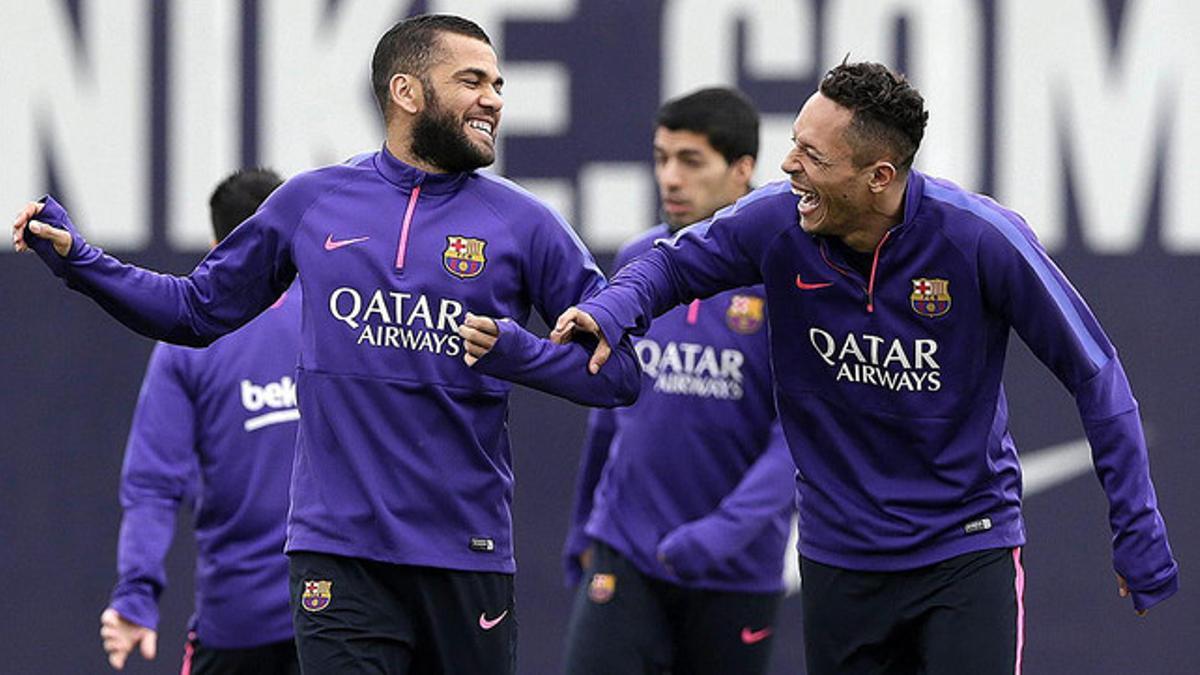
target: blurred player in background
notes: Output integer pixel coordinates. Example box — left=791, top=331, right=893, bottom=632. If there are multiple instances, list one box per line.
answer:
left=99, top=168, right=299, bottom=674
left=562, top=88, right=795, bottom=675
left=16, top=13, right=639, bottom=674
left=553, top=61, right=1178, bottom=674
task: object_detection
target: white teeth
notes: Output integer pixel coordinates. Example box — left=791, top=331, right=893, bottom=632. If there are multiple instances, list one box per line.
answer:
left=795, top=189, right=819, bottom=207
left=468, top=120, right=494, bottom=136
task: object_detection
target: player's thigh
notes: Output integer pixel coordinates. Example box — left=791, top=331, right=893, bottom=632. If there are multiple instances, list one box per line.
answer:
left=918, top=548, right=1021, bottom=675
left=288, top=551, right=413, bottom=674
left=799, top=556, right=918, bottom=675
left=672, top=589, right=782, bottom=675
left=562, top=541, right=672, bottom=675
left=408, top=566, right=517, bottom=675
left=185, top=636, right=300, bottom=675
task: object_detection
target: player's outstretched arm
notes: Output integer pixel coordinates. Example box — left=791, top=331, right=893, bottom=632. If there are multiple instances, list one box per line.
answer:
left=550, top=307, right=610, bottom=374
left=461, top=313, right=639, bottom=407
left=99, top=608, right=157, bottom=670
left=12, top=195, right=296, bottom=346
left=550, top=197, right=776, bottom=376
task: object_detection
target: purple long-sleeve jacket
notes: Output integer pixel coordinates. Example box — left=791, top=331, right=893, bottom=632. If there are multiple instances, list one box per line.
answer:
left=575, top=171, right=1178, bottom=612
left=564, top=225, right=794, bottom=593
left=27, top=146, right=640, bottom=574
left=110, top=287, right=301, bottom=649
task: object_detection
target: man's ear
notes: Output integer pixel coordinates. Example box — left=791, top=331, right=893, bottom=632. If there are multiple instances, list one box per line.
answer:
left=731, top=155, right=756, bottom=188
left=390, top=73, right=424, bottom=116
left=867, top=161, right=897, bottom=193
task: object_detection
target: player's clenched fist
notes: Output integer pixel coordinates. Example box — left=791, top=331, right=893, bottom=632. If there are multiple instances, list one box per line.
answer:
left=11, top=201, right=70, bottom=256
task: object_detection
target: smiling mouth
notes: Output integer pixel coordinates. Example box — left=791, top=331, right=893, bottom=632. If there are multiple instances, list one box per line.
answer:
left=791, top=184, right=821, bottom=214
left=467, top=118, right=495, bottom=141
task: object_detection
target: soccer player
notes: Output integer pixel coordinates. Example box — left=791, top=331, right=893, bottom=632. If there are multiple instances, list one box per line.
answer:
left=98, top=169, right=299, bottom=674
left=551, top=61, right=1178, bottom=674
left=561, top=88, right=795, bottom=675
left=14, top=14, right=639, bottom=674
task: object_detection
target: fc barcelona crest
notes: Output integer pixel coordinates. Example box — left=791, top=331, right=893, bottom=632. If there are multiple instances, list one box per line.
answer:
left=443, top=235, right=487, bottom=279
left=301, top=579, right=332, bottom=613
left=726, top=295, right=765, bottom=334
left=910, top=278, right=952, bottom=318
left=588, top=573, right=616, bottom=604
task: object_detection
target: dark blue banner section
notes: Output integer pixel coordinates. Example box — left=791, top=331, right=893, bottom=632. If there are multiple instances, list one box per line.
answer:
left=1, top=1, right=1197, bottom=673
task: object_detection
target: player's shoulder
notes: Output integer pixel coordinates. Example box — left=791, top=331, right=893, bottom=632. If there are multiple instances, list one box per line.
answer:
left=674, top=181, right=797, bottom=256
left=917, top=172, right=1029, bottom=242
left=466, top=171, right=587, bottom=250
left=468, top=170, right=552, bottom=212
left=267, top=152, right=378, bottom=210
left=734, top=181, right=799, bottom=213
left=147, top=339, right=204, bottom=375
left=707, top=181, right=798, bottom=232
left=615, top=224, right=671, bottom=268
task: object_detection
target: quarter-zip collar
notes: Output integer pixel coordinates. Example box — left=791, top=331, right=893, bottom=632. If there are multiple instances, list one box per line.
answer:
left=816, top=170, right=927, bottom=312
left=373, top=143, right=471, bottom=195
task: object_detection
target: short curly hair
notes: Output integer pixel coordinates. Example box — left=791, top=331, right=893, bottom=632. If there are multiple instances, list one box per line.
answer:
left=818, top=61, right=928, bottom=170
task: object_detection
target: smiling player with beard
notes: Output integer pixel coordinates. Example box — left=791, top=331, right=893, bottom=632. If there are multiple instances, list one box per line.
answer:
left=14, top=14, right=640, bottom=674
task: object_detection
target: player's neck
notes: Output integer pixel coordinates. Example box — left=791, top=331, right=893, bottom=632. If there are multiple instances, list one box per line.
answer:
left=839, top=183, right=907, bottom=253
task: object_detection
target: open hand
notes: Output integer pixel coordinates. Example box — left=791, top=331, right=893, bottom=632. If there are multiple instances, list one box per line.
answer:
left=99, top=607, right=157, bottom=670
left=550, top=307, right=610, bottom=374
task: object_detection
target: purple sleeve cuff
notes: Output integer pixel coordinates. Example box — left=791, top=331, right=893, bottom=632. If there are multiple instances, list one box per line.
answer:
left=26, top=195, right=93, bottom=277
left=108, top=591, right=159, bottom=631
left=473, top=319, right=640, bottom=407
left=1131, top=570, right=1179, bottom=613
left=656, top=523, right=721, bottom=580
left=576, top=300, right=627, bottom=352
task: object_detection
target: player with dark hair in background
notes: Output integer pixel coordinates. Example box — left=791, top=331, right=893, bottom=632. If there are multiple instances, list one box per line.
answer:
left=99, top=168, right=300, bottom=674
left=562, top=87, right=795, bottom=675
left=553, top=61, right=1178, bottom=674
left=16, top=13, right=640, bottom=674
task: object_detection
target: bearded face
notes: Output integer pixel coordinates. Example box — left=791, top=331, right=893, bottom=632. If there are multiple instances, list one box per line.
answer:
left=410, top=79, right=496, bottom=174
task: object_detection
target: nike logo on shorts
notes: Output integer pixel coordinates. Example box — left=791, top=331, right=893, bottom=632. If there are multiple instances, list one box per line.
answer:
left=479, top=609, right=509, bottom=630
left=324, top=234, right=371, bottom=251
left=740, top=626, right=772, bottom=644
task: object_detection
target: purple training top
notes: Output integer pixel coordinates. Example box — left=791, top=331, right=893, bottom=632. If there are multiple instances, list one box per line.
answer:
left=575, top=171, right=1178, bottom=612
left=111, top=286, right=302, bottom=649
left=27, top=146, right=640, bottom=575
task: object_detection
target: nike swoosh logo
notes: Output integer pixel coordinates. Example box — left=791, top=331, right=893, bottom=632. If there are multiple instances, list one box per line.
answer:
left=1022, top=437, right=1093, bottom=496
left=478, top=609, right=508, bottom=630
left=324, top=234, right=370, bottom=251
left=795, top=274, right=833, bottom=290
left=741, top=626, right=772, bottom=644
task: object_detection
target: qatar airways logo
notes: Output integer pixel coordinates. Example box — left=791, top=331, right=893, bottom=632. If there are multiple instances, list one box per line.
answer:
left=635, top=339, right=746, bottom=400
left=328, top=287, right=464, bottom=357
left=240, top=376, right=300, bottom=431
left=809, top=328, right=942, bottom=392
